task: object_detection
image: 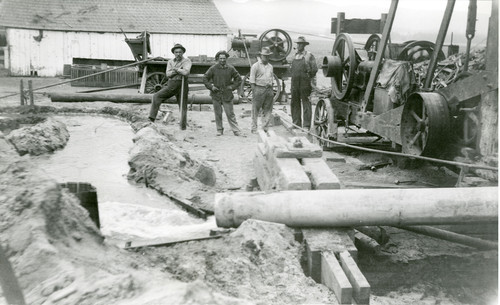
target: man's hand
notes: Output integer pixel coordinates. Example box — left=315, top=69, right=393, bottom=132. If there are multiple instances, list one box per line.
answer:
left=212, top=85, right=220, bottom=92
left=226, top=85, right=233, bottom=91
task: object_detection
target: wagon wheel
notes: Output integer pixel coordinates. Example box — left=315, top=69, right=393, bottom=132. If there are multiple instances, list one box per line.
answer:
left=364, top=34, right=382, bottom=61
left=397, top=40, right=445, bottom=64
left=145, top=72, right=167, bottom=94
left=331, top=33, right=357, bottom=100
left=312, top=98, right=336, bottom=148
left=401, top=93, right=450, bottom=156
left=259, top=29, right=292, bottom=62
left=240, top=73, right=282, bottom=104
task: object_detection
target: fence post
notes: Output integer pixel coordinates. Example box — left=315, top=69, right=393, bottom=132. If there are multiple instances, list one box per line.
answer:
left=19, top=79, right=24, bottom=105
left=28, top=80, right=34, bottom=106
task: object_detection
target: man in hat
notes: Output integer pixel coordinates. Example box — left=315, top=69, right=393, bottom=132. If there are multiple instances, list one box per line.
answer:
left=290, top=36, right=318, bottom=130
left=203, top=50, right=243, bottom=136
left=148, top=43, right=191, bottom=129
left=249, top=46, right=274, bottom=133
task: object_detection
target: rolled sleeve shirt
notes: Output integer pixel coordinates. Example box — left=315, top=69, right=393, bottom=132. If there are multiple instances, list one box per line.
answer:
left=203, top=63, right=242, bottom=100
left=249, top=60, right=274, bottom=87
left=166, top=57, right=192, bottom=80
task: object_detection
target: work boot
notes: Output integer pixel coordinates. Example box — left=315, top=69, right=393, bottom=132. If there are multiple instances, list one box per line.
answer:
left=234, top=131, right=241, bottom=136
left=216, top=130, right=223, bottom=136
left=148, top=117, right=155, bottom=122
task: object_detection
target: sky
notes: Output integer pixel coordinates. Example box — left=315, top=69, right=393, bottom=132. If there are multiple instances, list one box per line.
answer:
left=212, top=0, right=493, bottom=45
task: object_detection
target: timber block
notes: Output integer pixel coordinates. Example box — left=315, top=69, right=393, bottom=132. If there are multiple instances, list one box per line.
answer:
left=269, top=157, right=311, bottom=190
left=321, top=251, right=353, bottom=305
left=253, top=150, right=275, bottom=191
left=303, top=228, right=357, bottom=283
left=323, top=151, right=346, bottom=163
left=274, top=109, right=294, bottom=132
left=302, top=158, right=341, bottom=190
left=274, top=136, right=322, bottom=158
left=338, top=251, right=370, bottom=305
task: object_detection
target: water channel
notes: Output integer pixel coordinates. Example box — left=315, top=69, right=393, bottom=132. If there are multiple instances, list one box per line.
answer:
left=31, top=115, right=216, bottom=246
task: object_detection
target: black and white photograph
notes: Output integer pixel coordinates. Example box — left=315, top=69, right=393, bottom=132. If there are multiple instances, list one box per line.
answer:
left=0, top=0, right=497, bottom=304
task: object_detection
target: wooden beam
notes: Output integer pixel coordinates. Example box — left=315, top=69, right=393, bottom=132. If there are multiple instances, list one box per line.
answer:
left=321, top=251, right=352, bottom=304
left=338, top=251, right=370, bottom=304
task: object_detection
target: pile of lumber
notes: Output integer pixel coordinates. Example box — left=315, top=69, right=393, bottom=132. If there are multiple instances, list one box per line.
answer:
left=254, top=130, right=340, bottom=191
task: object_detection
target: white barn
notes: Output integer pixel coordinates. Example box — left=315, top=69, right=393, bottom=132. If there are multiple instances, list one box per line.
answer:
left=0, top=0, right=231, bottom=76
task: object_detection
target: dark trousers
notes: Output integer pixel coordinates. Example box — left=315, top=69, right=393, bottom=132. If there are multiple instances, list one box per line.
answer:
left=149, top=79, right=188, bottom=129
left=291, top=79, right=312, bottom=129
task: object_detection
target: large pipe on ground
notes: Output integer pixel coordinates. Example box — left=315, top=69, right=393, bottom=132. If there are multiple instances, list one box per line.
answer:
left=49, top=92, right=239, bottom=104
left=215, top=187, right=498, bottom=228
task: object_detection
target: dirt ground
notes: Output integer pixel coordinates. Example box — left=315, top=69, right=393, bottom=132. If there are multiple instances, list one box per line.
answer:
left=0, top=75, right=497, bottom=305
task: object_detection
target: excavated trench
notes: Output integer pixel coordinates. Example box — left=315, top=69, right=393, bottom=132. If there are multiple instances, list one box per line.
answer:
left=0, top=108, right=497, bottom=305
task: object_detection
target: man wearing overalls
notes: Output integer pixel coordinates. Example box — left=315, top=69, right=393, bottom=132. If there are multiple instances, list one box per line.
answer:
left=290, top=36, right=318, bottom=130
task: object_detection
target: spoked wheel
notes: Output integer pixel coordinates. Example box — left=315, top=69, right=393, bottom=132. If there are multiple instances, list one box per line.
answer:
left=331, top=33, right=357, bottom=100
left=145, top=72, right=167, bottom=94
left=312, top=98, right=336, bottom=148
left=259, top=29, right=292, bottom=62
left=397, top=40, right=446, bottom=64
left=240, top=73, right=282, bottom=104
left=364, top=34, right=382, bottom=61
left=401, top=93, right=450, bottom=156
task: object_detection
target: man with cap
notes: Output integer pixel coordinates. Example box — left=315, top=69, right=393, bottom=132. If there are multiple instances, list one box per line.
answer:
left=290, top=36, right=318, bottom=130
left=203, top=50, right=243, bottom=136
left=249, top=46, right=274, bottom=133
left=148, top=43, right=192, bottom=129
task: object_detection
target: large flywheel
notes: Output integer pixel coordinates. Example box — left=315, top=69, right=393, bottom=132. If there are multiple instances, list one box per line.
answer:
left=397, top=40, right=446, bottom=64
left=401, top=92, right=450, bottom=156
left=259, top=29, right=292, bottom=62
left=331, top=33, right=357, bottom=100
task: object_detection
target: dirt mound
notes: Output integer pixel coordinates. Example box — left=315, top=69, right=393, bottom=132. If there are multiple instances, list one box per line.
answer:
left=5, top=117, right=69, bottom=156
left=128, top=124, right=217, bottom=211
left=145, top=219, right=336, bottom=305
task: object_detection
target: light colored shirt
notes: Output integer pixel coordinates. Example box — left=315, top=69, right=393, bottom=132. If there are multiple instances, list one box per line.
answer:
left=249, top=60, right=273, bottom=87
left=166, top=57, right=192, bottom=80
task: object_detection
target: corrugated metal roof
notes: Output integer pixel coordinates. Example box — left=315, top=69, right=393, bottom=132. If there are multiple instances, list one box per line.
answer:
left=0, top=0, right=231, bottom=34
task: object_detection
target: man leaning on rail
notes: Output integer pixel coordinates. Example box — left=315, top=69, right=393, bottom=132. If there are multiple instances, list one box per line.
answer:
left=203, top=50, right=243, bottom=136
left=148, top=43, right=191, bottom=130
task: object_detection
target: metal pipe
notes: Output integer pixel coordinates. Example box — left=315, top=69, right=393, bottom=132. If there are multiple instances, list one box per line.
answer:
left=49, top=92, right=238, bottom=104
left=424, top=0, right=456, bottom=89
left=396, top=225, right=497, bottom=250
left=463, top=0, right=477, bottom=72
left=215, top=187, right=498, bottom=228
left=362, top=0, right=399, bottom=111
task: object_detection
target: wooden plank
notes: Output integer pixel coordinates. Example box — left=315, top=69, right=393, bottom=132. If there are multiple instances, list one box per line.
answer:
left=321, top=251, right=353, bottom=304
left=338, top=251, right=371, bottom=305
left=125, top=234, right=222, bottom=249
left=303, top=228, right=357, bottom=283
left=270, top=157, right=311, bottom=190
left=302, top=158, right=341, bottom=190
left=253, top=150, right=275, bottom=191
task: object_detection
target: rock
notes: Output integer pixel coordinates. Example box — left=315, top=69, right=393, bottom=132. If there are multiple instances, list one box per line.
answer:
left=6, top=117, right=69, bottom=156
left=194, top=163, right=216, bottom=186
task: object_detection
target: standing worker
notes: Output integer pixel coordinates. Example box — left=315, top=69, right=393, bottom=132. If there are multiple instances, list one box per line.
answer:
left=148, top=43, right=191, bottom=130
left=290, top=36, right=318, bottom=130
left=249, top=47, right=274, bottom=133
left=203, top=50, right=243, bottom=136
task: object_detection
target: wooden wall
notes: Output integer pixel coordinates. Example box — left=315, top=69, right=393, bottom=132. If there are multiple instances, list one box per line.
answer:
left=6, top=28, right=229, bottom=76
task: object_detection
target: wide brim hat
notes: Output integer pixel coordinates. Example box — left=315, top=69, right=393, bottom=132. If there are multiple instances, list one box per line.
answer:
left=295, top=36, right=309, bottom=45
left=215, top=50, right=230, bottom=60
left=171, top=43, right=186, bottom=54
left=259, top=47, right=273, bottom=56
